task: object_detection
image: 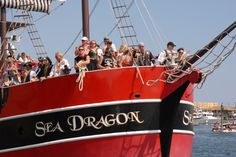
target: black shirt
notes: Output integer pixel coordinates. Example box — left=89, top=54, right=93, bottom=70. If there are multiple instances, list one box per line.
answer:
left=102, top=55, right=114, bottom=68
left=74, top=55, right=88, bottom=73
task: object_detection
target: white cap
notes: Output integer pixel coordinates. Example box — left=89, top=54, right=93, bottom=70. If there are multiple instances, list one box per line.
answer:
left=81, top=36, right=88, bottom=41
left=139, top=42, right=145, bottom=47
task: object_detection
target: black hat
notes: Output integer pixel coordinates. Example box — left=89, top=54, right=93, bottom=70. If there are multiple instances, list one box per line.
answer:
left=104, top=37, right=109, bottom=41
left=24, top=62, right=32, bottom=67
left=38, top=57, right=43, bottom=61
left=167, top=41, right=176, bottom=47
left=107, top=40, right=112, bottom=44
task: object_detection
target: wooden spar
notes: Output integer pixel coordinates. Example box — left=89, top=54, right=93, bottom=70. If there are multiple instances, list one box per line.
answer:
left=0, top=8, right=7, bottom=75
left=187, top=21, right=236, bottom=67
left=167, top=21, right=236, bottom=82
left=82, top=0, right=90, bottom=39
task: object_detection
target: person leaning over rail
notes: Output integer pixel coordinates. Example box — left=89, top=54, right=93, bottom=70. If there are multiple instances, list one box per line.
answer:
left=80, top=36, right=90, bottom=55
left=5, top=56, right=21, bottom=85
left=157, top=41, right=177, bottom=66
left=87, top=40, right=100, bottom=71
left=136, top=42, right=155, bottom=66
left=102, top=37, right=117, bottom=54
left=118, top=44, right=128, bottom=66
left=23, top=62, right=37, bottom=83
left=49, top=52, right=70, bottom=77
left=175, top=48, right=189, bottom=66
left=99, top=47, right=116, bottom=69
left=119, top=47, right=134, bottom=67
left=37, top=57, right=53, bottom=81
left=2, top=74, right=11, bottom=87
left=74, top=46, right=90, bottom=73
left=35, top=57, right=44, bottom=77
left=18, top=52, right=31, bottom=64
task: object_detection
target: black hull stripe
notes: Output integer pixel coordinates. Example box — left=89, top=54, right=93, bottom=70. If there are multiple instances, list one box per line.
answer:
left=0, top=100, right=194, bottom=153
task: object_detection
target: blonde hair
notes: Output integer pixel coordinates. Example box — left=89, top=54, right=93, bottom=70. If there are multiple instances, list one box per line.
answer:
left=119, top=44, right=128, bottom=54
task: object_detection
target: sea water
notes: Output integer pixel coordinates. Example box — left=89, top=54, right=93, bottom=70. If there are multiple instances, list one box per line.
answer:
left=193, top=125, right=236, bottom=157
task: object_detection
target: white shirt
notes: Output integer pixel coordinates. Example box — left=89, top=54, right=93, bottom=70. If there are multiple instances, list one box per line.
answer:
left=7, top=43, right=16, bottom=56
left=158, top=49, right=177, bottom=65
left=29, top=71, right=37, bottom=81
left=18, top=57, right=30, bottom=63
left=97, top=48, right=103, bottom=57
left=103, top=43, right=117, bottom=52
left=50, top=58, right=70, bottom=77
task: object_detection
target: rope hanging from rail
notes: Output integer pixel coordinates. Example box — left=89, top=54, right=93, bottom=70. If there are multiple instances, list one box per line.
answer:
left=76, top=66, right=88, bottom=91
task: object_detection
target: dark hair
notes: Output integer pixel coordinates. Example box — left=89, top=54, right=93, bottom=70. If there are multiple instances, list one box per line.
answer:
left=105, top=48, right=112, bottom=56
left=124, top=49, right=129, bottom=55
left=107, top=40, right=112, bottom=44
left=45, top=56, right=52, bottom=65
left=177, top=48, right=184, bottom=52
left=167, top=41, right=176, bottom=47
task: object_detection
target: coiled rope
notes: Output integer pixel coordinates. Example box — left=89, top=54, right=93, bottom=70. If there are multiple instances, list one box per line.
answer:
left=76, top=66, right=88, bottom=91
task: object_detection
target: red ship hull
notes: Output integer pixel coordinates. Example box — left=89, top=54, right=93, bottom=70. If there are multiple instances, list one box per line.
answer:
left=0, top=66, right=200, bottom=157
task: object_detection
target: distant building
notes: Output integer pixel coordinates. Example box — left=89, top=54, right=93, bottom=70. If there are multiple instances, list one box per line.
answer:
left=194, top=102, right=236, bottom=118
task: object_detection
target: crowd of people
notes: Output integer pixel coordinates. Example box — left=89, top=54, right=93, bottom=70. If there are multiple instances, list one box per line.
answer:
left=1, top=36, right=189, bottom=87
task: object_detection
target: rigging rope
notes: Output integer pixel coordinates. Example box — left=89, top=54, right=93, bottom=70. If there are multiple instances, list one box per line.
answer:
left=34, top=2, right=66, bottom=22
left=108, top=0, right=127, bottom=44
left=146, top=24, right=236, bottom=87
left=104, top=0, right=135, bottom=42
left=63, top=0, right=101, bottom=56
left=140, top=0, right=165, bottom=50
left=134, top=0, right=160, bottom=50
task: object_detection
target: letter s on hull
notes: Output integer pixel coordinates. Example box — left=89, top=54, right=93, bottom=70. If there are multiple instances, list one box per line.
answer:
left=183, top=110, right=192, bottom=126
left=35, top=122, right=46, bottom=137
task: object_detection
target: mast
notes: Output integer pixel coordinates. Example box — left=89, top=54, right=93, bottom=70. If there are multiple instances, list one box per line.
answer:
left=221, top=103, right=224, bottom=131
left=82, top=0, right=90, bottom=39
left=187, top=21, right=236, bottom=67
left=0, top=7, right=7, bottom=75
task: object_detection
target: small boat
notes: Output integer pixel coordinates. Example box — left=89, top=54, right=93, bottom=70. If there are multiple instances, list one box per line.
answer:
left=202, top=111, right=219, bottom=124
left=193, top=107, right=203, bottom=125
left=212, top=104, right=236, bottom=133
left=212, top=122, right=236, bottom=133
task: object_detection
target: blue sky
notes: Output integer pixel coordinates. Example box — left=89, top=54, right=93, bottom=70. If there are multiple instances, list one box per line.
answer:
left=10, top=0, right=236, bottom=105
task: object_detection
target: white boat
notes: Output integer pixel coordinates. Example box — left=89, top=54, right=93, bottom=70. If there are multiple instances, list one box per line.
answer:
left=193, top=107, right=203, bottom=119
left=202, top=111, right=219, bottom=124
left=193, top=107, right=203, bottom=125
left=212, top=122, right=236, bottom=132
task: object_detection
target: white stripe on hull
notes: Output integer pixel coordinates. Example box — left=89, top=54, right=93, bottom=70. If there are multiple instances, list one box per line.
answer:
left=0, top=130, right=161, bottom=153
left=173, top=129, right=195, bottom=135
left=0, top=99, right=194, bottom=122
left=0, top=129, right=195, bottom=153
